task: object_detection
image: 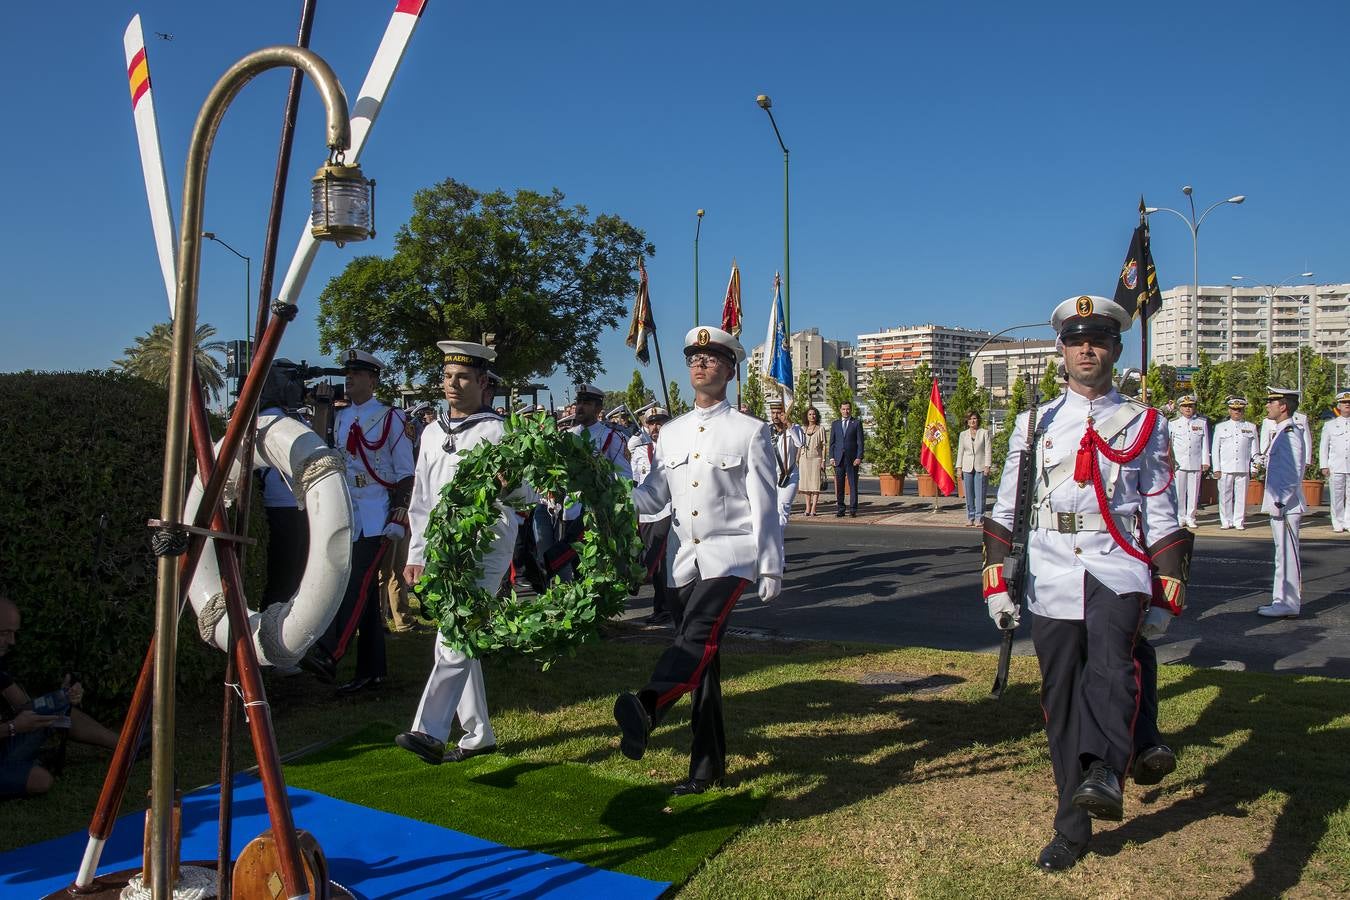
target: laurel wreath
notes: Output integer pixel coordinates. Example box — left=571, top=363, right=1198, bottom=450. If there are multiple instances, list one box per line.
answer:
left=414, top=412, right=645, bottom=666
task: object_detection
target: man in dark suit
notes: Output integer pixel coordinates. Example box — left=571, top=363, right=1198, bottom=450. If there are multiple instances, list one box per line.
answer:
left=830, top=401, right=864, bottom=517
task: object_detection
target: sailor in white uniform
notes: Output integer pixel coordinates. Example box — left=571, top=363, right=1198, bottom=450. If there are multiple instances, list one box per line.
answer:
left=629, top=403, right=674, bottom=624
left=1259, top=387, right=1306, bottom=618
left=614, top=326, right=783, bottom=796
left=1211, top=397, right=1258, bottom=529
left=1319, top=390, right=1350, bottom=532
left=303, top=349, right=415, bottom=693
left=982, top=295, right=1191, bottom=871
left=1261, top=409, right=1313, bottom=471
left=1167, top=394, right=1209, bottom=529
left=769, top=400, right=805, bottom=531
left=395, top=341, right=528, bottom=764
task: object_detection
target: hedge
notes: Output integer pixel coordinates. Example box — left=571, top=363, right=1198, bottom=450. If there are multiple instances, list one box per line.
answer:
left=0, top=371, right=267, bottom=722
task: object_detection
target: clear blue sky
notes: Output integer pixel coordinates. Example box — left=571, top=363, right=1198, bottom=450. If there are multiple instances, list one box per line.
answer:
left=6, top=1, right=1349, bottom=404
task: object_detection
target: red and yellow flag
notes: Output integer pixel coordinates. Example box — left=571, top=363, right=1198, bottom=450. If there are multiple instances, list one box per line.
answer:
left=920, top=377, right=957, bottom=496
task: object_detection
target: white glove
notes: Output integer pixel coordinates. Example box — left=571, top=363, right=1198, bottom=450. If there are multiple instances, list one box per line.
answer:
left=1140, top=606, right=1172, bottom=641
left=381, top=521, right=407, bottom=541
left=758, top=575, right=782, bottom=603
left=986, top=592, right=1019, bottom=630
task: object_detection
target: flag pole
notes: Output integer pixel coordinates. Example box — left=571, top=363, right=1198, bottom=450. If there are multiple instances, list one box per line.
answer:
left=651, top=329, right=671, bottom=411
left=1138, top=195, right=1150, bottom=405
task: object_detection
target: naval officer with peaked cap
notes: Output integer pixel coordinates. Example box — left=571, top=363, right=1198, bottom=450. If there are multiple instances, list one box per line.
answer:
left=1258, top=387, right=1306, bottom=618
left=395, top=340, right=533, bottom=764
left=981, top=295, right=1192, bottom=871
left=614, top=325, right=783, bottom=796
left=1211, top=396, right=1258, bottom=529
left=1319, top=390, right=1350, bottom=532
left=1167, top=394, right=1210, bottom=529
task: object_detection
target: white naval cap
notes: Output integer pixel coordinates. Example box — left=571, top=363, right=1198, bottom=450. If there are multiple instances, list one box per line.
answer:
left=1050, top=295, right=1132, bottom=340
left=645, top=406, right=671, bottom=423
left=341, top=348, right=384, bottom=373
left=1226, top=396, right=1248, bottom=409
left=684, top=325, right=746, bottom=364
left=1177, top=394, right=1197, bottom=406
left=437, top=340, right=496, bottom=369
left=574, top=383, right=604, bottom=401
left=1335, top=390, right=1350, bottom=403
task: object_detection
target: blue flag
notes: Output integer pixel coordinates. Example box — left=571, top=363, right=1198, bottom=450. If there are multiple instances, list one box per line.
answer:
left=762, top=273, right=794, bottom=412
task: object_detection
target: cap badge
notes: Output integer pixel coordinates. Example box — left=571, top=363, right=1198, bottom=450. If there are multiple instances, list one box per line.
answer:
left=347, top=350, right=359, bottom=362
left=697, top=328, right=710, bottom=346
left=1120, top=259, right=1139, bottom=291
left=1075, top=295, right=1094, bottom=317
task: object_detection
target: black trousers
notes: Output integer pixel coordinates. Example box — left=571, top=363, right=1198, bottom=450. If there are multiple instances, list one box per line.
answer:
left=638, top=575, right=750, bottom=781
left=637, top=517, right=671, bottom=615
left=261, top=506, right=309, bottom=610
left=317, top=536, right=386, bottom=680
left=1031, top=573, right=1149, bottom=846
left=834, top=460, right=859, bottom=513
left=1133, top=637, right=1161, bottom=752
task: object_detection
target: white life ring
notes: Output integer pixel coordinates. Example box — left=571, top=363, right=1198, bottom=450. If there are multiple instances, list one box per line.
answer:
left=183, top=413, right=353, bottom=666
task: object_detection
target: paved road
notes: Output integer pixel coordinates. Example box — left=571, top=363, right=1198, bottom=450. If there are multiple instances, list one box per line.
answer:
left=625, top=522, right=1350, bottom=679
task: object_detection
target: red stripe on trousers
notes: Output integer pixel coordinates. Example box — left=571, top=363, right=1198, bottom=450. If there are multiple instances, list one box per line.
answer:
left=335, top=540, right=389, bottom=660
left=656, top=578, right=749, bottom=709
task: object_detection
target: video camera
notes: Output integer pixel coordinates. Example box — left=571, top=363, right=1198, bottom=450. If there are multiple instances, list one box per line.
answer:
left=262, top=359, right=350, bottom=446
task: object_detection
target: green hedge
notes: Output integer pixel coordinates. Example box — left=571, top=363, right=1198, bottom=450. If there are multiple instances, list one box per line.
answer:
left=0, top=371, right=267, bottom=722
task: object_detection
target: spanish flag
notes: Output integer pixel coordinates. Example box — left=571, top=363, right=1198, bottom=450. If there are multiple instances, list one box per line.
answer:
left=919, top=377, right=956, bottom=496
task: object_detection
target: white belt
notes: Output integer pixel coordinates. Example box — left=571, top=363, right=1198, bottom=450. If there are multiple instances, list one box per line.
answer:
left=1030, top=508, right=1133, bottom=535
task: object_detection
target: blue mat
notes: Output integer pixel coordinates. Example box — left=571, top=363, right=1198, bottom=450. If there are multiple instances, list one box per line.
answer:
left=1, top=775, right=669, bottom=899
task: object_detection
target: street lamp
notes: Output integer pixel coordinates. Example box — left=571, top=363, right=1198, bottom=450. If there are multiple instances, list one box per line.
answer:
left=694, top=209, right=704, bottom=324
left=969, top=323, right=1054, bottom=427
left=1231, top=271, right=1315, bottom=390
left=1144, top=187, right=1245, bottom=351
left=756, top=94, right=790, bottom=333
left=202, top=231, right=251, bottom=395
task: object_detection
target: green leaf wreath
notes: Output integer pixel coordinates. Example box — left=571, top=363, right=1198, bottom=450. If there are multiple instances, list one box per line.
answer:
left=415, top=411, right=645, bottom=666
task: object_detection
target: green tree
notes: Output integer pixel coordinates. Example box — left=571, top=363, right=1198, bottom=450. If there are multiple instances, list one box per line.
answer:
left=947, top=360, right=985, bottom=430
left=316, top=178, right=652, bottom=389
left=667, top=380, right=690, bottom=416
left=867, top=370, right=908, bottom=474
left=791, top=370, right=812, bottom=425
left=825, top=367, right=853, bottom=417
left=742, top=370, right=766, bottom=419
left=1302, top=353, right=1336, bottom=477
left=1243, top=346, right=1270, bottom=422
left=625, top=369, right=653, bottom=415
left=1145, top=361, right=1167, bottom=406
left=1193, top=350, right=1221, bottom=420
left=1038, top=361, right=1063, bottom=402
left=1158, top=363, right=1180, bottom=400
left=990, top=374, right=1032, bottom=485
left=115, top=321, right=229, bottom=402
left=901, top=362, right=933, bottom=478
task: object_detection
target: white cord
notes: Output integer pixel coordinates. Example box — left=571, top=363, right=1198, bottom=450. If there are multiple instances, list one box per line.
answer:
left=119, top=864, right=218, bottom=899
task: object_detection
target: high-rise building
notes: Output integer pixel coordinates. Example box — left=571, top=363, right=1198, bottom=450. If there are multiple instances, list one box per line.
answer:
left=854, top=324, right=1001, bottom=396
left=1148, top=283, right=1350, bottom=367
left=748, top=328, right=855, bottom=414
left=971, top=339, right=1061, bottom=400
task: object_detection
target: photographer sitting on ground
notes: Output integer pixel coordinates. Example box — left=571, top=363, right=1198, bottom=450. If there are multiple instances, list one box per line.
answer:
left=1, top=594, right=119, bottom=799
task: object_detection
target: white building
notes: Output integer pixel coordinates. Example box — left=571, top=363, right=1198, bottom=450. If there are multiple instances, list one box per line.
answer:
left=1148, top=283, right=1350, bottom=367
left=748, top=328, right=855, bottom=412
left=971, top=339, right=1061, bottom=400
left=854, top=323, right=1001, bottom=397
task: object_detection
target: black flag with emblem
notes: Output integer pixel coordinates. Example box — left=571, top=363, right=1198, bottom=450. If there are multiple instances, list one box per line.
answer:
left=1114, top=199, right=1163, bottom=321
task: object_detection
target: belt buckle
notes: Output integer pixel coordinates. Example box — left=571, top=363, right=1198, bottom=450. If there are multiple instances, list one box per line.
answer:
left=354, top=473, right=368, bottom=488
left=1056, top=512, right=1076, bottom=534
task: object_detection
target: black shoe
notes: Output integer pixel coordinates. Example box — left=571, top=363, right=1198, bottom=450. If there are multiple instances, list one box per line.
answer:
left=444, top=744, right=497, bottom=762
left=336, top=676, right=384, bottom=695
left=1072, top=760, right=1124, bottom=821
left=299, top=648, right=337, bottom=684
left=1036, top=833, right=1087, bottom=871
left=835, top=510, right=846, bottom=518
left=849, top=510, right=857, bottom=517
left=670, top=776, right=722, bottom=796
left=395, top=730, right=445, bottom=765
left=643, top=611, right=672, bottom=626
left=1131, top=744, right=1176, bottom=786
left=614, top=692, right=651, bottom=761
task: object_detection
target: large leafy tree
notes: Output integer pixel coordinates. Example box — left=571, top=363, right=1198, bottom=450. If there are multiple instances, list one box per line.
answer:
left=317, top=179, right=653, bottom=388
left=624, top=369, right=654, bottom=415
left=947, top=360, right=985, bottom=430
left=1243, top=346, right=1270, bottom=422
left=667, top=381, right=690, bottom=416
left=825, top=367, right=853, bottom=417
left=990, top=373, right=1032, bottom=485
left=742, top=370, right=766, bottom=419
left=115, top=321, right=229, bottom=401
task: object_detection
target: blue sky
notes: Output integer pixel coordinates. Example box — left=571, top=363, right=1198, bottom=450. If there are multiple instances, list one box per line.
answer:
left=5, top=1, right=1349, bottom=404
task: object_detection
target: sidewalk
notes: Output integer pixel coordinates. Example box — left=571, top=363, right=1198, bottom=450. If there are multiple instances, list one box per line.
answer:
left=800, top=490, right=1346, bottom=542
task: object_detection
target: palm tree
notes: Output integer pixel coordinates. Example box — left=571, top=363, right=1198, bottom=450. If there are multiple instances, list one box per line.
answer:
left=116, top=321, right=230, bottom=400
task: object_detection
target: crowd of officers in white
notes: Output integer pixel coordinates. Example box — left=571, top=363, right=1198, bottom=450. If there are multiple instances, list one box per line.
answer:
left=251, top=305, right=1348, bottom=870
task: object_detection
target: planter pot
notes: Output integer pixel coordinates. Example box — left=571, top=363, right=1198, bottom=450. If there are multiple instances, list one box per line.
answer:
left=1303, top=480, right=1325, bottom=507
left=1198, top=477, right=1218, bottom=507
left=1245, top=480, right=1264, bottom=507
left=878, top=473, right=904, bottom=496
left=917, top=473, right=937, bottom=498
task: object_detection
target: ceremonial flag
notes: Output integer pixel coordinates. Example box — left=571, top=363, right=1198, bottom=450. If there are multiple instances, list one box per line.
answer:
left=1115, top=197, right=1163, bottom=322
left=919, top=377, right=957, bottom=496
left=721, top=259, right=742, bottom=337
left=762, top=273, right=794, bottom=411
left=626, top=258, right=656, bottom=364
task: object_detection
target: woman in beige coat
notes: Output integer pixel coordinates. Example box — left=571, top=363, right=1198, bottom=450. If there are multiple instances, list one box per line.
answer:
left=955, top=411, right=992, bottom=525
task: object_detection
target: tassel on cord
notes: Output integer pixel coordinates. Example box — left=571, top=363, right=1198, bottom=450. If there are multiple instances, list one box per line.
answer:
left=1073, top=408, right=1164, bottom=565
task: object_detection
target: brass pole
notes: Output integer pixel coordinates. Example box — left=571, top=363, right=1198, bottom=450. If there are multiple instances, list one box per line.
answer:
left=151, top=45, right=351, bottom=900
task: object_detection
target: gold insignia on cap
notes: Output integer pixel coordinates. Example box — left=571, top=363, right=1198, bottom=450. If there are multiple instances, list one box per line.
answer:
left=347, top=350, right=358, bottom=361
left=1075, top=295, right=1094, bottom=317
left=697, top=328, right=710, bottom=346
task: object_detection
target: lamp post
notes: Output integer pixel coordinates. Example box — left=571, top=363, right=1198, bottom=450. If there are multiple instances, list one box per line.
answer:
left=756, top=94, right=790, bottom=333
left=1231, top=271, right=1314, bottom=391
left=1144, top=186, right=1245, bottom=365
left=202, top=231, right=252, bottom=396
left=694, top=209, right=704, bottom=324
left=969, top=323, right=1053, bottom=428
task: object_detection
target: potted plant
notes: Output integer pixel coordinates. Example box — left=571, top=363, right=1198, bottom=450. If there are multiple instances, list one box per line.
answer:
left=1246, top=458, right=1265, bottom=507
left=1302, top=460, right=1325, bottom=507
left=868, top=394, right=907, bottom=496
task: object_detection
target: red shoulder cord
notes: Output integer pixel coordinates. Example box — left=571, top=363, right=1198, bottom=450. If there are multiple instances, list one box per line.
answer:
left=1072, top=407, right=1170, bottom=565
left=345, top=411, right=399, bottom=489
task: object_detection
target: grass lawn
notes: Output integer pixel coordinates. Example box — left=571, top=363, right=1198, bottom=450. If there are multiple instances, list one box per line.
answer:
left=4, top=625, right=1348, bottom=898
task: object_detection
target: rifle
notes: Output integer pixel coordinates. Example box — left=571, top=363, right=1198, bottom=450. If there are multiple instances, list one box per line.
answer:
left=990, top=386, right=1040, bottom=699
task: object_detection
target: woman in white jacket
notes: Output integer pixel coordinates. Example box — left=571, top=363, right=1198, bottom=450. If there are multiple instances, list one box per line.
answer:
left=955, top=412, right=992, bottom=525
